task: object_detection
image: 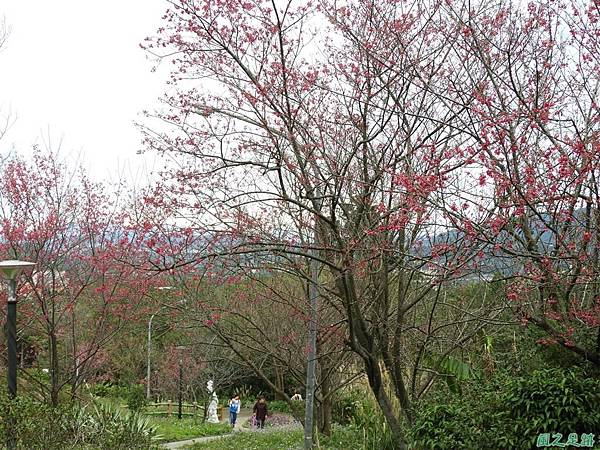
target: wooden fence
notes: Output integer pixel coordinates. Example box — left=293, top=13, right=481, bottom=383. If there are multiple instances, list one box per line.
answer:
left=141, top=402, right=224, bottom=419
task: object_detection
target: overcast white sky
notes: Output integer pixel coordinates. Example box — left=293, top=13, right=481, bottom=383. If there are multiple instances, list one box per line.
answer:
left=0, top=0, right=169, bottom=181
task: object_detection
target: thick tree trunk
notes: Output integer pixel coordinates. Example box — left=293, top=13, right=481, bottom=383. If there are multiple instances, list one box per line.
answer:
left=319, top=394, right=332, bottom=436
left=317, top=360, right=332, bottom=436
left=364, top=356, right=407, bottom=450
left=49, top=331, right=60, bottom=406
left=389, top=269, right=414, bottom=424
left=339, top=270, right=407, bottom=449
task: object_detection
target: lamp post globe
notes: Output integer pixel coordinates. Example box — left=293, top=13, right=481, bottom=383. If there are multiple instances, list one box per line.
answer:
left=0, top=260, right=37, bottom=281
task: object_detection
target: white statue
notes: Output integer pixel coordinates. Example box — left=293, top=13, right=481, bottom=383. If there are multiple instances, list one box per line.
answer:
left=206, top=380, right=219, bottom=423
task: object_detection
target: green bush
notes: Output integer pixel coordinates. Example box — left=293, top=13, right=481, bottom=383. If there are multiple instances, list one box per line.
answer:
left=410, top=401, right=483, bottom=449
left=411, top=368, right=600, bottom=450
left=331, top=387, right=395, bottom=450
left=267, top=400, right=291, bottom=413
left=332, top=388, right=362, bottom=425
left=498, top=368, right=600, bottom=448
left=90, top=383, right=129, bottom=399
left=90, top=383, right=111, bottom=397
left=0, top=396, right=77, bottom=449
left=126, top=384, right=148, bottom=412
left=81, top=404, right=159, bottom=449
left=0, top=395, right=160, bottom=449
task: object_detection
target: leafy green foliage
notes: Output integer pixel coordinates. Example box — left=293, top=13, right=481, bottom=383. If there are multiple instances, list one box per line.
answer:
left=0, top=396, right=78, bottom=449
left=410, top=402, right=483, bottom=449
left=503, top=368, right=600, bottom=435
left=0, top=395, right=160, bottom=449
left=126, top=384, right=148, bottom=412
left=90, top=383, right=130, bottom=399
left=84, top=404, right=159, bottom=449
left=331, top=387, right=395, bottom=450
left=267, top=400, right=291, bottom=413
left=438, top=355, right=479, bottom=394
left=411, top=368, right=600, bottom=450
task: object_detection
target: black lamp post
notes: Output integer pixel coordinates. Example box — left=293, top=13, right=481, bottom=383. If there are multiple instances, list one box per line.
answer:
left=176, top=346, right=186, bottom=420
left=0, top=259, right=36, bottom=450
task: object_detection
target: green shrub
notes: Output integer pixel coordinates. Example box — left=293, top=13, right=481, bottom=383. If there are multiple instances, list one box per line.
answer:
left=90, top=383, right=111, bottom=397
left=81, top=403, right=159, bottom=449
left=126, top=384, right=148, bottom=412
left=0, top=396, right=77, bottom=449
left=331, top=387, right=395, bottom=450
left=0, top=395, right=160, bottom=449
left=267, top=400, right=291, bottom=413
left=411, top=368, right=600, bottom=450
left=410, top=401, right=484, bottom=449
left=332, top=388, right=362, bottom=425
left=90, top=383, right=129, bottom=400
left=500, top=368, right=600, bottom=447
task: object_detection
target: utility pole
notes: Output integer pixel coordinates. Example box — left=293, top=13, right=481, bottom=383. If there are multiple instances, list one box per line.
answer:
left=147, top=287, right=172, bottom=400
left=304, top=194, right=321, bottom=450
left=146, top=313, right=156, bottom=400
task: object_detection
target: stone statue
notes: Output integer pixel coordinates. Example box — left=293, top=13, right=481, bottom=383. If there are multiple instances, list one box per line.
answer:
left=206, top=380, right=219, bottom=423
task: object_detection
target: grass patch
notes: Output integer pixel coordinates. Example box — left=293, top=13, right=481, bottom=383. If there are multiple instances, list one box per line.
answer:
left=149, top=416, right=231, bottom=442
left=188, top=428, right=303, bottom=449
left=187, top=425, right=390, bottom=450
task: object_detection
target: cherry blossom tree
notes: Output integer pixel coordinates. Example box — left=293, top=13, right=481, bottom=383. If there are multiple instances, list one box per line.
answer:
left=441, top=0, right=600, bottom=367
left=0, top=148, right=155, bottom=405
left=142, top=1, right=507, bottom=446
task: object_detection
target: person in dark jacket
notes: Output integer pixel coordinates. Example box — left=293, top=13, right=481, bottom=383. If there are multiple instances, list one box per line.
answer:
left=252, top=396, right=269, bottom=429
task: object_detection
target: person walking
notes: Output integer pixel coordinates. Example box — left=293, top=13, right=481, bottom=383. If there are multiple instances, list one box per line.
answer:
left=253, top=396, right=269, bottom=429
left=228, top=394, right=241, bottom=428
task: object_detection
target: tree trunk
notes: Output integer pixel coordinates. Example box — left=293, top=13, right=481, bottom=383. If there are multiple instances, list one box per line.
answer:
left=274, top=364, right=285, bottom=400
left=318, top=389, right=332, bottom=436
left=364, top=356, right=407, bottom=450
left=317, top=357, right=332, bottom=436
left=49, top=330, right=60, bottom=406
left=340, top=271, right=407, bottom=449
left=70, top=309, right=79, bottom=402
